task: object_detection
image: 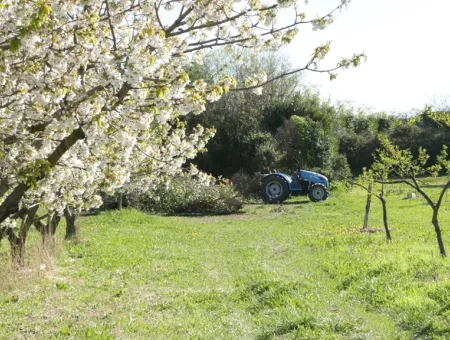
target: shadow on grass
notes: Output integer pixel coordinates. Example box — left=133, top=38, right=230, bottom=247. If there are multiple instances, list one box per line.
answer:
left=256, top=318, right=317, bottom=340
left=422, top=184, right=448, bottom=188
left=279, top=200, right=310, bottom=205
left=82, top=208, right=248, bottom=218
left=82, top=199, right=311, bottom=218
left=170, top=210, right=247, bottom=218
left=245, top=200, right=310, bottom=205
left=416, top=322, right=450, bottom=339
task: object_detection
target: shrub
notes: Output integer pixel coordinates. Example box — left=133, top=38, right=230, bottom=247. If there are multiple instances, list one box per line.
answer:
left=128, top=176, right=242, bottom=215
left=97, top=192, right=128, bottom=211
left=328, top=153, right=352, bottom=181
left=329, top=180, right=352, bottom=193
left=231, top=171, right=262, bottom=199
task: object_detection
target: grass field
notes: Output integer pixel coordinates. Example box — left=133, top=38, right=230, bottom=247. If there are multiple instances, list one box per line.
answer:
left=2, top=180, right=450, bottom=339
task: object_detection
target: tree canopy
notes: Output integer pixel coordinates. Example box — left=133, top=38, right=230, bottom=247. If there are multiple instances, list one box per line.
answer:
left=0, top=0, right=364, bottom=230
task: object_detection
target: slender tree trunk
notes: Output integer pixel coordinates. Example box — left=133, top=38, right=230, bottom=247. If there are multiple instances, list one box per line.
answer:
left=64, top=206, right=79, bottom=240
left=41, top=215, right=51, bottom=246
left=41, top=212, right=61, bottom=251
left=363, top=183, right=372, bottom=230
left=380, top=183, right=391, bottom=241
left=380, top=196, right=391, bottom=241
left=432, top=208, right=446, bottom=257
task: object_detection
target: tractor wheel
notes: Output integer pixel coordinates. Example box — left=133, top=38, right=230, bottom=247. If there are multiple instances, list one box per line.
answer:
left=261, top=176, right=290, bottom=203
left=308, top=183, right=329, bottom=202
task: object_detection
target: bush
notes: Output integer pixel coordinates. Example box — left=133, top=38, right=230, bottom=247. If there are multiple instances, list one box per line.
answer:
left=97, top=192, right=128, bottom=211
left=328, top=153, right=352, bottom=181
left=128, top=177, right=243, bottom=216
left=231, top=171, right=262, bottom=199
left=328, top=180, right=352, bottom=193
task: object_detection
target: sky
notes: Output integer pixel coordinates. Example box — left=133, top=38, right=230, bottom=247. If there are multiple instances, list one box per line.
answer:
left=280, top=0, right=450, bottom=113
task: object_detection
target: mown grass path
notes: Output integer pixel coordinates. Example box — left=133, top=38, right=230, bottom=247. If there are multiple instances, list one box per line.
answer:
left=2, top=182, right=450, bottom=339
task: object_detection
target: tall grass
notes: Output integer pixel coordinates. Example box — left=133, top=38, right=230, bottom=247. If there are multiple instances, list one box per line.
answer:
left=1, top=178, right=450, bottom=338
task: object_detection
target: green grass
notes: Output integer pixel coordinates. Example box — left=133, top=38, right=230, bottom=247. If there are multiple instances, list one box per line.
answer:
left=2, top=179, right=450, bottom=339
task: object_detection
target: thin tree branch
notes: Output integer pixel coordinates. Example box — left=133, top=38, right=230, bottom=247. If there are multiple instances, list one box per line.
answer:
left=104, top=0, right=118, bottom=51
left=164, top=2, right=198, bottom=35
left=154, top=0, right=165, bottom=30
left=230, top=56, right=363, bottom=92
left=167, top=4, right=277, bottom=37
left=435, top=179, right=450, bottom=212
left=410, top=175, right=436, bottom=209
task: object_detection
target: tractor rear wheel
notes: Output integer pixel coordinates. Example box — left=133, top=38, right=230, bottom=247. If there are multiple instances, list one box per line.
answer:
left=261, top=176, right=290, bottom=203
left=308, top=183, right=329, bottom=202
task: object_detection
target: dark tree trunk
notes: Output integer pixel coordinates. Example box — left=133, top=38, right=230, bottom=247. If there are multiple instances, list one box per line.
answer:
left=34, top=219, right=45, bottom=234
left=0, top=227, right=7, bottom=243
left=432, top=208, right=446, bottom=257
left=8, top=228, right=25, bottom=268
left=7, top=206, right=39, bottom=267
left=406, top=178, right=449, bottom=256
left=380, top=196, right=391, bottom=241
left=363, top=183, right=372, bottom=229
left=64, top=206, right=79, bottom=240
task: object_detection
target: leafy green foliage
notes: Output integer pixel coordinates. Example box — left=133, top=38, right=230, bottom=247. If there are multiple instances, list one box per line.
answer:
left=430, top=145, right=450, bottom=175
left=329, top=153, right=352, bottom=180
left=276, top=115, right=334, bottom=174
left=128, top=177, right=242, bottom=215
left=377, top=135, right=446, bottom=178
left=186, top=48, right=302, bottom=177
left=18, top=159, right=51, bottom=188
left=186, top=48, right=449, bottom=180
left=375, top=137, right=450, bottom=255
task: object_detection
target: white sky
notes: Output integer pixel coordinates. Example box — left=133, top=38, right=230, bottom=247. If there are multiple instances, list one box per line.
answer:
left=281, top=0, right=450, bottom=112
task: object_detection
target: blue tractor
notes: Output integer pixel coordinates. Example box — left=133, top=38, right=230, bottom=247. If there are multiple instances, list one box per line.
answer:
left=260, top=153, right=329, bottom=203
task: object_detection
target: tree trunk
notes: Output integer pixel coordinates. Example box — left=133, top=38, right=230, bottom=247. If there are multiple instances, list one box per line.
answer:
left=8, top=229, right=25, bottom=268
left=0, top=227, right=7, bottom=243
left=363, top=183, right=372, bottom=229
left=380, top=196, right=391, bottom=241
left=432, top=208, right=446, bottom=257
left=64, top=206, right=79, bottom=240
left=41, top=213, right=61, bottom=250
left=7, top=206, right=39, bottom=267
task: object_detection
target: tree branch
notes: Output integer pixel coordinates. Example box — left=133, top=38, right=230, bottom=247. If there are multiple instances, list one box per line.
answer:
left=435, top=179, right=450, bottom=212
left=183, top=2, right=342, bottom=50
left=164, top=2, right=198, bottom=35
left=104, top=0, right=118, bottom=51
left=167, top=4, right=277, bottom=37
left=410, top=175, right=436, bottom=209
left=0, top=127, right=86, bottom=224
left=2, top=84, right=106, bottom=145
left=229, top=54, right=364, bottom=92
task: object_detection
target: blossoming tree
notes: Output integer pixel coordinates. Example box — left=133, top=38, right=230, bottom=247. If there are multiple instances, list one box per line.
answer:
left=0, top=0, right=364, bottom=264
